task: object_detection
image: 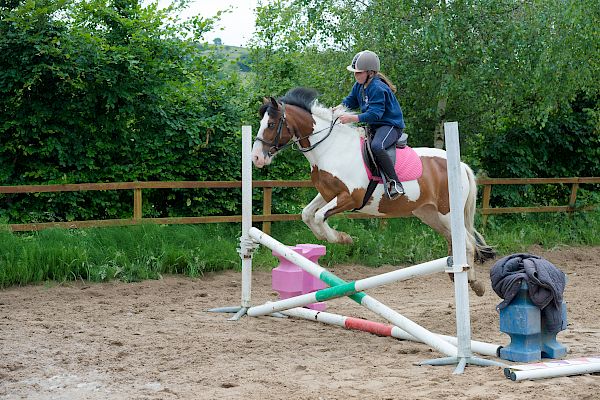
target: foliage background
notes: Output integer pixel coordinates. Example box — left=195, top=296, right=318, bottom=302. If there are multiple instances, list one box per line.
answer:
left=0, top=0, right=598, bottom=223
left=0, top=0, right=254, bottom=222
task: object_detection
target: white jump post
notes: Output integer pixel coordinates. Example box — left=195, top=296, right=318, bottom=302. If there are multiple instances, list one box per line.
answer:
left=419, top=121, right=505, bottom=372
left=239, top=125, right=254, bottom=315
left=208, top=125, right=255, bottom=320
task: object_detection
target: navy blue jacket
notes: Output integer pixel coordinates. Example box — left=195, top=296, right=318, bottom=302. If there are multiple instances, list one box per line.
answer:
left=342, top=76, right=405, bottom=129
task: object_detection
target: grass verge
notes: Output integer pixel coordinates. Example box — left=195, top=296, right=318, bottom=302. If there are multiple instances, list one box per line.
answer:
left=1, top=211, right=599, bottom=288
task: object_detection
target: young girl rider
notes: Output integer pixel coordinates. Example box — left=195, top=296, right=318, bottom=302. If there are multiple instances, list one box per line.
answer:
left=337, top=50, right=406, bottom=199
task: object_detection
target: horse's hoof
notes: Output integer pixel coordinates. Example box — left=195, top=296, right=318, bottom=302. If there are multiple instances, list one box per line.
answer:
left=337, top=232, right=353, bottom=244
left=469, top=280, right=486, bottom=297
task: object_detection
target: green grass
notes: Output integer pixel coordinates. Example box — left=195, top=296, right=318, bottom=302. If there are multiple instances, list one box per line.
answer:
left=0, top=224, right=240, bottom=287
left=481, top=211, right=600, bottom=252
left=1, top=211, right=599, bottom=288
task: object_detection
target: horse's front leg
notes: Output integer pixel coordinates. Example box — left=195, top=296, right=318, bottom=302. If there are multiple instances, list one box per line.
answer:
left=313, top=193, right=358, bottom=244
left=301, top=194, right=328, bottom=241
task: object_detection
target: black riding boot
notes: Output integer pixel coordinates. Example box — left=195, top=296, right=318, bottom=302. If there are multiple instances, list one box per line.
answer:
left=376, top=152, right=404, bottom=199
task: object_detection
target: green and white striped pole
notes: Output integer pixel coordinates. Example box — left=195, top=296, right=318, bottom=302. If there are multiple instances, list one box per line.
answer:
left=247, top=227, right=458, bottom=357
left=247, top=253, right=448, bottom=315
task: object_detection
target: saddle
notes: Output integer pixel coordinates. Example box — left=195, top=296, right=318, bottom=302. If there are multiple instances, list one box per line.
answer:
left=362, top=131, right=409, bottom=178
left=355, top=132, right=423, bottom=210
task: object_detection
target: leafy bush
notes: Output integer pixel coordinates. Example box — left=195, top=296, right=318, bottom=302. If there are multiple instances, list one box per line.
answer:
left=0, top=0, right=253, bottom=223
left=479, top=94, right=600, bottom=207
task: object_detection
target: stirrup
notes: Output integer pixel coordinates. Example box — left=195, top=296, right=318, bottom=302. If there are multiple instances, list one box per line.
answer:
left=386, top=180, right=404, bottom=199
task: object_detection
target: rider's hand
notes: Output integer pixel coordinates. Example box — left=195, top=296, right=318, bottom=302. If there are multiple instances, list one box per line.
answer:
left=339, top=113, right=359, bottom=124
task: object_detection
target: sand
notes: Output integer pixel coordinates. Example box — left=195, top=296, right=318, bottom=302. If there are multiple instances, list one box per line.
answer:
left=1, top=245, right=599, bottom=399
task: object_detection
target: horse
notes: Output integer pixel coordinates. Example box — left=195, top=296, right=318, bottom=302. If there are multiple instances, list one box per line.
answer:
left=251, top=87, right=495, bottom=296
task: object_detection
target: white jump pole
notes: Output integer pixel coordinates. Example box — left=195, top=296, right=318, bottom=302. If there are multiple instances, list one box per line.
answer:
left=281, top=307, right=502, bottom=357
left=419, top=121, right=505, bottom=372
left=248, top=227, right=458, bottom=357
left=509, top=363, right=600, bottom=381
left=505, top=357, right=600, bottom=381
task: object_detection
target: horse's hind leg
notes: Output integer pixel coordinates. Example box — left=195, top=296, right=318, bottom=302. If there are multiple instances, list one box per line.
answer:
left=412, top=206, right=485, bottom=296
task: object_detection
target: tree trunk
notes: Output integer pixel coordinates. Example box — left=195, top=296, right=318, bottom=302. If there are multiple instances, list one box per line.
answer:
left=433, top=96, right=447, bottom=149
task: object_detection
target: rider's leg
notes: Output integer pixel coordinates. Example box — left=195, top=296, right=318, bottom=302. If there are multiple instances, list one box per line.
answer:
left=371, top=126, right=404, bottom=199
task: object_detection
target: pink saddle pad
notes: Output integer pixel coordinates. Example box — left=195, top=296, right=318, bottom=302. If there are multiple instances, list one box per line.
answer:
left=361, top=137, right=423, bottom=182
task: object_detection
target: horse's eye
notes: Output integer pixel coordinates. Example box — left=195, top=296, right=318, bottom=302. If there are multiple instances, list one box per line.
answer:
left=267, top=122, right=275, bottom=129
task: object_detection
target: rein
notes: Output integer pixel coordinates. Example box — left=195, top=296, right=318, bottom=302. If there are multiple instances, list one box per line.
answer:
left=257, top=101, right=340, bottom=156
left=291, top=116, right=339, bottom=153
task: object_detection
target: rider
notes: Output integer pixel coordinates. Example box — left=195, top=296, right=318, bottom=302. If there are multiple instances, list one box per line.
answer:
left=337, top=50, right=405, bottom=199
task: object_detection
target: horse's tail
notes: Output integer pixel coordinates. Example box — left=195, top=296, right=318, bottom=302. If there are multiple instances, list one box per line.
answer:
left=464, top=164, right=496, bottom=264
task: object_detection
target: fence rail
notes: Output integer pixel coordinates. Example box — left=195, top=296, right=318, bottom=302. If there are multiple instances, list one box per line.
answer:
left=1, top=177, right=598, bottom=233
left=477, top=177, right=600, bottom=227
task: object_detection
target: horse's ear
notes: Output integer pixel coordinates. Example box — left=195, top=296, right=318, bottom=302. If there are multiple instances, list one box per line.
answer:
left=269, top=96, right=279, bottom=109
left=262, top=97, right=270, bottom=104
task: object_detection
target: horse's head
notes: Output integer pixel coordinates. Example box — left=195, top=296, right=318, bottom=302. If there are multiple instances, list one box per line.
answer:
left=252, top=88, right=318, bottom=168
left=252, top=97, right=293, bottom=168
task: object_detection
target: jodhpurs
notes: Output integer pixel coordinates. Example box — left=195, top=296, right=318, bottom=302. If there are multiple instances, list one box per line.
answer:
left=370, top=125, right=402, bottom=182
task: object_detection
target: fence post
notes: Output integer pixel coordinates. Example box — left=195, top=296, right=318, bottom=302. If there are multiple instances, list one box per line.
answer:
left=481, top=184, right=492, bottom=229
left=263, top=186, right=272, bottom=235
left=568, top=182, right=579, bottom=220
left=133, top=188, right=143, bottom=220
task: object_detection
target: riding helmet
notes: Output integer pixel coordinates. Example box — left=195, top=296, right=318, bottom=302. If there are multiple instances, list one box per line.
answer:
left=346, top=50, right=380, bottom=73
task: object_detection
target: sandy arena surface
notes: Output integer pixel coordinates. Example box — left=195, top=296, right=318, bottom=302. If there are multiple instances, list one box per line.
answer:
left=1, top=245, right=599, bottom=399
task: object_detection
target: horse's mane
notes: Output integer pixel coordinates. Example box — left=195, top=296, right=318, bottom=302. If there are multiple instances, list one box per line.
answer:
left=259, top=87, right=319, bottom=118
left=261, top=87, right=360, bottom=135
left=280, top=87, right=348, bottom=121
left=280, top=87, right=319, bottom=113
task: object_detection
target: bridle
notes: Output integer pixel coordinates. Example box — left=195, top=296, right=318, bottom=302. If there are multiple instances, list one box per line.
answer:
left=255, top=103, right=288, bottom=157
left=256, top=101, right=339, bottom=157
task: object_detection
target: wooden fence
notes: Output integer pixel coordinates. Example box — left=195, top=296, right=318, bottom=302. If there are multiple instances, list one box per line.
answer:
left=478, top=177, right=600, bottom=227
left=0, top=177, right=598, bottom=233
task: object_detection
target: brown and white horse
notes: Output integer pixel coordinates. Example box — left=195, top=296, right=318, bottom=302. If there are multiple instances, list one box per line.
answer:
left=251, top=87, right=494, bottom=296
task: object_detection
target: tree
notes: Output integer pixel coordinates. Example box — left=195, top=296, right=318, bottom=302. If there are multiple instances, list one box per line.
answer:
left=0, top=0, right=253, bottom=222
left=251, top=0, right=599, bottom=171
